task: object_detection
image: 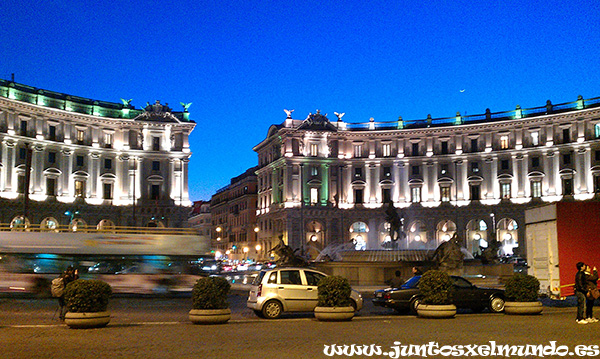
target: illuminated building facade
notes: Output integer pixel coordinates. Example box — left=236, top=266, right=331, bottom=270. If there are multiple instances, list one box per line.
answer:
left=254, top=96, right=600, bottom=259
left=0, top=79, right=194, bottom=229
left=210, top=167, right=259, bottom=261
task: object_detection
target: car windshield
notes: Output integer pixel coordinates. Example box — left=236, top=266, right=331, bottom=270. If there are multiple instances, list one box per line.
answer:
left=400, top=275, right=421, bottom=289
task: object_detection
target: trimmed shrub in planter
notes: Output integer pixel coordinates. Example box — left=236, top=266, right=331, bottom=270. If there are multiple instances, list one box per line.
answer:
left=315, top=275, right=354, bottom=321
left=505, top=274, right=540, bottom=302
left=416, top=270, right=456, bottom=318
left=504, top=274, right=542, bottom=315
left=64, top=279, right=112, bottom=329
left=189, top=276, right=231, bottom=324
left=65, top=279, right=112, bottom=313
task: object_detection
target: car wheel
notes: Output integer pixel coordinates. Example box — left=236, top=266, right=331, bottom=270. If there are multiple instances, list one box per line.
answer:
left=262, top=300, right=283, bottom=319
left=410, top=297, right=422, bottom=314
left=489, top=296, right=505, bottom=313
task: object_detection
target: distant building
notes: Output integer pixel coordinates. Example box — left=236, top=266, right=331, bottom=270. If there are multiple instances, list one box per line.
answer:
left=253, top=97, right=600, bottom=259
left=188, top=200, right=212, bottom=252
left=210, top=167, right=259, bottom=261
left=0, top=79, right=195, bottom=229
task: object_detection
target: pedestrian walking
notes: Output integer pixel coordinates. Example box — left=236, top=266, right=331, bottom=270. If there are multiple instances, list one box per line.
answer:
left=575, top=262, right=588, bottom=324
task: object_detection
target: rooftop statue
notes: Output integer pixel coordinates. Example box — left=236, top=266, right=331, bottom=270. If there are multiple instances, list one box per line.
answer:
left=284, top=109, right=294, bottom=118
left=180, top=102, right=192, bottom=112
left=334, top=112, right=345, bottom=121
left=269, top=235, right=309, bottom=267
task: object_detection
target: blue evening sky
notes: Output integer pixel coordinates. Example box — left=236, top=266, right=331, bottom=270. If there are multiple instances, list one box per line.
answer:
left=2, top=0, right=599, bottom=201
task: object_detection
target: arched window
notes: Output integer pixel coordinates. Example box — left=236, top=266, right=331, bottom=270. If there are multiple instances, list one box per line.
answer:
left=69, top=218, right=87, bottom=232
left=10, top=215, right=30, bottom=231
left=349, top=221, right=368, bottom=250
left=97, top=219, right=115, bottom=232
left=407, top=220, right=427, bottom=249
left=435, top=220, right=457, bottom=246
left=41, top=217, right=60, bottom=232
left=497, top=218, right=519, bottom=256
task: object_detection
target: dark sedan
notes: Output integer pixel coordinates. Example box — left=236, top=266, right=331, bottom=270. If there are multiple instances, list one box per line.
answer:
left=372, top=275, right=505, bottom=313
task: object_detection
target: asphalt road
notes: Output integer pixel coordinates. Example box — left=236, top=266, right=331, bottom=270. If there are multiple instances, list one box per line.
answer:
left=0, top=293, right=597, bottom=359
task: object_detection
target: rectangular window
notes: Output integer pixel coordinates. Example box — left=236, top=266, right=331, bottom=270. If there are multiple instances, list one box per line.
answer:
left=382, top=188, right=391, bottom=203
left=411, top=187, right=421, bottom=203
left=531, top=181, right=542, bottom=198
left=501, top=159, right=509, bottom=170
left=46, top=178, right=56, bottom=196
left=48, top=152, right=56, bottom=164
left=17, top=175, right=25, bottom=194
left=310, top=187, right=319, bottom=204
left=595, top=150, right=600, bottom=162
left=75, top=180, right=85, bottom=198
left=383, top=143, right=391, bottom=157
left=103, top=183, right=112, bottom=199
left=77, top=129, right=85, bottom=144
left=104, top=158, right=112, bottom=170
left=441, top=141, right=448, bottom=155
left=354, top=144, right=362, bottom=158
left=563, top=128, right=570, bottom=143
left=152, top=161, right=160, bottom=171
left=500, top=135, right=509, bottom=150
left=531, top=157, right=540, bottom=168
left=562, top=178, right=574, bottom=196
left=150, top=184, right=160, bottom=200
left=501, top=183, right=511, bottom=199
left=470, top=184, right=481, bottom=201
left=20, top=120, right=27, bottom=136
left=76, top=155, right=84, bottom=167
left=152, top=137, right=160, bottom=151
left=49, top=125, right=56, bottom=141
left=595, top=176, right=600, bottom=194
left=104, top=133, right=113, bottom=148
left=310, top=143, right=318, bottom=157
left=563, top=153, right=571, bottom=165
left=531, top=132, right=539, bottom=146
left=19, top=147, right=27, bottom=160
left=354, top=189, right=363, bottom=204
left=471, top=139, right=478, bottom=152
left=471, top=162, right=479, bottom=173
left=412, top=143, right=419, bottom=156
left=440, top=186, right=451, bottom=202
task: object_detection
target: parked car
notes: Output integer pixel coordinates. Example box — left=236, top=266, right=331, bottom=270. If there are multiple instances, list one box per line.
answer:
left=247, top=267, right=363, bottom=319
left=372, top=275, right=505, bottom=313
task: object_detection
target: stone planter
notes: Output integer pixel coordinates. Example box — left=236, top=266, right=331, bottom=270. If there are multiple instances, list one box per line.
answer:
left=314, top=306, right=355, bottom=321
left=189, top=308, right=231, bottom=324
left=417, top=304, right=457, bottom=319
left=64, top=311, right=111, bottom=329
left=504, top=301, right=543, bottom=315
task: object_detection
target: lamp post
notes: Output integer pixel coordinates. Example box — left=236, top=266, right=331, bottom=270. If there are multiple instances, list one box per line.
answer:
left=254, top=226, right=260, bottom=261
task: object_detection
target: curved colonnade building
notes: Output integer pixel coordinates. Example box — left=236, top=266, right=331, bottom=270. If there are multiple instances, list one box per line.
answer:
left=253, top=96, right=600, bottom=260
left=0, top=79, right=195, bottom=229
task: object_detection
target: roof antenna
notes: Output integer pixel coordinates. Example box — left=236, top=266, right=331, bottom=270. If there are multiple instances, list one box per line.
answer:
left=11, top=73, right=15, bottom=82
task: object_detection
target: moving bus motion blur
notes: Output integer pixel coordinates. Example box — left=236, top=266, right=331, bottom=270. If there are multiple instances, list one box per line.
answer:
left=0, top=223, right=212, bottom=296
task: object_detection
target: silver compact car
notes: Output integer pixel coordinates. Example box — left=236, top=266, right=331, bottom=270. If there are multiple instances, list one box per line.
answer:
left=247, top=267, right=363, bottom=319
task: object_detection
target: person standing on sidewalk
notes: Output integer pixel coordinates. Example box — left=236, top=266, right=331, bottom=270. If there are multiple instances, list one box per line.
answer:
left=585, top=264, right=599, bottom=323
left=575, top=262, right=588, bottom=324
left=58, top=266, right=79, bottom=321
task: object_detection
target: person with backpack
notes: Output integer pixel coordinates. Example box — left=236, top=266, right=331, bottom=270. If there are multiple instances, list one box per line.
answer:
left=56, top=266, right=79, bottom=321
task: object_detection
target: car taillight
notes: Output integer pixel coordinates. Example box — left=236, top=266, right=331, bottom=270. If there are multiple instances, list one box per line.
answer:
left=257, top=284, right=262, bottom=297
left=383, top=292, right=391, bottom=300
